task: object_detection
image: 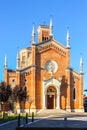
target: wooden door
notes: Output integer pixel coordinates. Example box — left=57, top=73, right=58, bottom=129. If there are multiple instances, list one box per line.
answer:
left=47, top=95, right=54, bottom=109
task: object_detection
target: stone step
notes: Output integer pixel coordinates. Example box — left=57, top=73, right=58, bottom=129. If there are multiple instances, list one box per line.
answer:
left=37, top=109, right=67, bottom=116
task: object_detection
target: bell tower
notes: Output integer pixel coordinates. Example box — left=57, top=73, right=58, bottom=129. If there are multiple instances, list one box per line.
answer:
left=37, top=19, right=53, bottom=43
left=37, top=25, right=50, bottom=43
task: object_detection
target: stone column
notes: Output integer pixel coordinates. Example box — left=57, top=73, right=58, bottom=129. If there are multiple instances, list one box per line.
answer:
left=56, top=86, right=60, bottom=109
left=43, top=93, right=46, bottom=109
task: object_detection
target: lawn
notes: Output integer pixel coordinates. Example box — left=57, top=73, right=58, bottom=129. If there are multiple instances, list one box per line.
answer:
left=0, top=112, right=35, bottom=124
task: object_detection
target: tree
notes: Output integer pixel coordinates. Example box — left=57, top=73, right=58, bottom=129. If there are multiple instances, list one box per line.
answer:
left=0, top=82, right=12, bottom=102
left=17, top=87, right=28, bottom=102
left=12, top=86, right=28, bottom=112
left=12, top=85, right=19, bottom=101
left=10, top=85, right=28, bottom=102
left=0, top=82, right=12, bottom=112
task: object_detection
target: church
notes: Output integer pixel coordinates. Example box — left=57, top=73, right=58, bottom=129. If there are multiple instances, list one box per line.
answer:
left=4, top=19, right=84, bottom=112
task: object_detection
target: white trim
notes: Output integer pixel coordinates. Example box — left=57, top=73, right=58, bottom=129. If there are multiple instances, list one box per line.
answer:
left=43, top=77, right=61, bottom=109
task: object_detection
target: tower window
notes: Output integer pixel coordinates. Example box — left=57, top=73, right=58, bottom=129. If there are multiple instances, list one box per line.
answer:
left=47, top=37, right=48, bottom=40
left=42, top=37, right=44, bottom=41
left=42, top=36, right=48, bottom=41
left=45, top=37, right=46, bottom=40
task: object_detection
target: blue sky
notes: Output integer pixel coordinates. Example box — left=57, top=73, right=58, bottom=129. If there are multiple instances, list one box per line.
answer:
left=0, top=0, right=87, bottom=93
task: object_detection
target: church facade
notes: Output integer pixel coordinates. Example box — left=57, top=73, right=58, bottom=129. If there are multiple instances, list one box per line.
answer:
left=4, top=19, right=84, bottom=112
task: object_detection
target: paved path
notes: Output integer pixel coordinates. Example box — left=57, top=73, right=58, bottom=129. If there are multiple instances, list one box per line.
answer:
left=0, top=120, right=18, bottom=130
left=0, top=113, right=87, bottom=129
left=25, top=113, right=87, bottom=128
left=0, top=118, right=33, bottom=130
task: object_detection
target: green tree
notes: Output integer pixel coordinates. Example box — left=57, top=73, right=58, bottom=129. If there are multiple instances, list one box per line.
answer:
left=0, top=82, right=12, bottom=102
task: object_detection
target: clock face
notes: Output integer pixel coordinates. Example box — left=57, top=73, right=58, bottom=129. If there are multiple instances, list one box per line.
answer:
left=44, top=60, right=58, bottom=73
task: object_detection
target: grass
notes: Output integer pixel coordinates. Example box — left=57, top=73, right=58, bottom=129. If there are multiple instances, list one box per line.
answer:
left=0, top=112, right=37, bottom=124
left=0, top=113, right=18, bottom=124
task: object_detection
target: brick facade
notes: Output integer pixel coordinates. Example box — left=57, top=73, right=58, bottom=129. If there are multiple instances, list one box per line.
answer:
left=4, top=23, right=84, bottom=112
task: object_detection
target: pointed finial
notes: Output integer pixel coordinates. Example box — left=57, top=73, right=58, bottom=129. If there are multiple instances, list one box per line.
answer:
left=49, top=17, right=53, bottom=36
left=31, top=24, right=35, bottom=44
left=4, top=55, right=8, bottom=69
left=16, top=50, right=20, bottom=70
left=50, top=18, right=52, bottom=27
left=80, top=54, right=83, bottom=74
left=66, top=27, right=70, bottom=48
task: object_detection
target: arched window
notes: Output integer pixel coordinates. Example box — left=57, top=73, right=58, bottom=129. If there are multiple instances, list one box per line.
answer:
left=73, top=88, right=76, bottom=100
left=23, top=86, right=28, bottom=92
left=42, top=37, right=44, bottom=41
left=12, top=79, right=15, bottom=82
left=12, top=79, right=16, bottom=88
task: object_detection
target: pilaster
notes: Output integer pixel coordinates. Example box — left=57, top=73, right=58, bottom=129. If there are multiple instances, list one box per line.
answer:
left=4, top=68, right=8, bottom=84
left=66, top=47, right=70, bottom=68
left=66, top=68, right=71, bottom=111
left=31, top=43, right=36, bottom=109
left=79, top=73, right=84, bottom=110
left=16, top=70, right=20, bottom=86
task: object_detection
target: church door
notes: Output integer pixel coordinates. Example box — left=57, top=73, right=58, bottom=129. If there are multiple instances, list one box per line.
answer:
left=47, top=95, right=54, bottom=109
left=46, top=86, right=57, bottom=109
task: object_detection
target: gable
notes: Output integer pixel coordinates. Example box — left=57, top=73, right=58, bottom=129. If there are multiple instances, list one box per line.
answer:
left=36, top=39, right=67, bottom=57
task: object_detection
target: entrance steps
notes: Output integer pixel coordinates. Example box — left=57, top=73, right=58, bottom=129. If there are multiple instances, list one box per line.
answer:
left=37, top=109, right=67, bottom=116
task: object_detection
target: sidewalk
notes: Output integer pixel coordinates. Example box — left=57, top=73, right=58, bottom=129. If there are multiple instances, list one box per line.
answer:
left=0, top=112, right=87, bottom=130
left=0, top=118, right=32, bottom=130
left=0, top=120, right=18, bottom=130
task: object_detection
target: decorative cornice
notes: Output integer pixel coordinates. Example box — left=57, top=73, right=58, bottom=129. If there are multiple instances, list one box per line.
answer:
left=66, top=67, right=82, bottom=79
left=20, top=65, right=37, bottom=74
left=37, top=40, right=66, bottom=56
left=8, top=69, right=16, bottom=73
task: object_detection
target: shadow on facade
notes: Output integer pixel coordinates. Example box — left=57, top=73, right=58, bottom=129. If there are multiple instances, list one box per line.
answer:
left=60, top=75, right=67, bottom=110
left=60, top=74, right=74, bottom=112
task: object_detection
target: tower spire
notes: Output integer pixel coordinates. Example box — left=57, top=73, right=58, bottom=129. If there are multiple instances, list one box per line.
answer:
left=66, top=27, right=70, bottom=48
left=49, top=18, right=53, bottom=37
left=80, top=54, right=83, bottom=74
left=16, top=50, right=20, bottom=70
left=4, top=55, right=8, bottom=69
left=31, top=24, right=35, bottom=44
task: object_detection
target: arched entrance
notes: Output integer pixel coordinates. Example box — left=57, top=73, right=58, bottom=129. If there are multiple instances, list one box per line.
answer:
left=43, top=77, right=61, bottom=109
left=46, top=86, right=57, bottom=109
